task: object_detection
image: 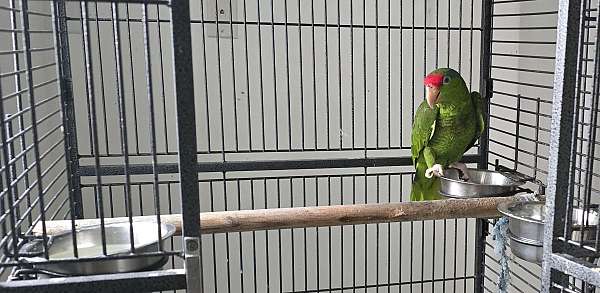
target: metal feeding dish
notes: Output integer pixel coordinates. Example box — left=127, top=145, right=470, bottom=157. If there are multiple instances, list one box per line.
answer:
left=498, top=201, right=600, bottom=263
left=20, top=221, right=176, bottom=276
left=439, top=168, right=527, bottom=198
left=497, top=201, right=545, bottom=263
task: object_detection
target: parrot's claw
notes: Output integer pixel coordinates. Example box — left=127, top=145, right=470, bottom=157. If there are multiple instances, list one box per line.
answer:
left=449, top=162, right=470, bottom=181
left=425, top=164, right=444, bottom=178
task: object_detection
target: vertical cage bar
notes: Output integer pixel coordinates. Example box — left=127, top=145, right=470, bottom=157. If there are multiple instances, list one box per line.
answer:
left=124, top=4, right=141, bottom=156
left=155, top=4, right=169, bottom=155
left=229, top=0, right=239, bottom=152
left=350, top=0, right=355, bottom=150
left=591, top=0, right=600, bottom=254
left=0, top=99, right=18, bottom=259
left=198, top=0, right=212, bottom=156
left=141, top=0, right=162, bottom=250
left=91, top=0, right=110, bottom=159
left=53, top=0, right=83, bottom=223
left=80, top=0, right=108, bottom=255
left=541, top=0, right=584, bottom=292
left=257, top=0, right=266, bottom=151
left=475, top=0, right=493, bottom=292
left=478, top=0, right=492, bottom=170
left=298, top=0, right=305, bottom=150
left=324, top=0, right=331, bottom=150
left=215, top=0, right=232, bottom=284
left=286, top=0, right=292, bottom=151
left=208, top=182, right=217, bottom=292
left=513, top=95, right=521, bottom=170
left=9, top=0, right=34, bottom=225
left=170, top=0, right=202, bottom=291
left=110, top=0, right=136, bottom=253
left=236, top=179, right=245, bottom=293
left=534, top=98, right=541, bottom=178
left=271, top=0, right=278, bottom=151
left=251, top=180, right=258, bottom=293
left=242, top=0, right=251, bottom=152
left=4, top=118, right=20, bottom=238
left=582, top=0, right=600, bottom=251
left=19, top=0, right=50, bottom=258
left=575, top=0, right=590, bottom=210
left=567, top=0, right=588, bottom=243
left=312, top=0, right=317, bottom=150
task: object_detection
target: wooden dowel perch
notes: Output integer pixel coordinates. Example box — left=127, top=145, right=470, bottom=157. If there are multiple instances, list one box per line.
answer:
left=34, top=196, right=520, bottom=237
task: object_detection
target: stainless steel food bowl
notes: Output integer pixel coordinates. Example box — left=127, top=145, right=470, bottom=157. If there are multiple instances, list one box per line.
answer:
left=439, top=168, right=525, bottom=198
left=501, top=201, right=545, bottom=242
left=23, top=221, right=176, bottom=275
left=498, top=201, right=600, bottom=263
left=507, top=231, right=543, bottom=263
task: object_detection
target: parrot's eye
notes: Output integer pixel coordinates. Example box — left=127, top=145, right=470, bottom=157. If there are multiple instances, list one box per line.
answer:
left=443, top=76, right=451, bottom=85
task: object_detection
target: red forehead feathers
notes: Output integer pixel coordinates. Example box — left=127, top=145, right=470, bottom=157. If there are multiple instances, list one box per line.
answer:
left=424, top=73, right=444, bottom=87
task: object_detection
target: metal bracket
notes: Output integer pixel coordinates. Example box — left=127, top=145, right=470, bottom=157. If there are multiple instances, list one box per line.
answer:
left=184, top=237, right=200, bottom=257
left=183, top=237, right=203, bottom=292
left=494, top=160, right=546, bottom=196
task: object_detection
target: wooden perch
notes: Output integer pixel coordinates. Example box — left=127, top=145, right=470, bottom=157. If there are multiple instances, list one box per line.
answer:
left=33, top=196, right=520, bottom=236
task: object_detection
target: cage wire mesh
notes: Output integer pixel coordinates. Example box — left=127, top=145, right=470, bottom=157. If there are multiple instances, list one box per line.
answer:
left=483, top=0, right=559, bottom=292
left=0, top=0, right=596, bottom=292
left=63, top=0, right=484, bottom=291
left=0, top=0, right=73, bottom=281
left=185, top=0, right=483, bottom=291
left=546, top=0, right=600, bottom=291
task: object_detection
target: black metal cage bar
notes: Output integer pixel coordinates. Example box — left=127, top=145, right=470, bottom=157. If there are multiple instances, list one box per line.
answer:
left=1, top=0, right=598, bottom=292
left=542, top=0, right=600, bottom=291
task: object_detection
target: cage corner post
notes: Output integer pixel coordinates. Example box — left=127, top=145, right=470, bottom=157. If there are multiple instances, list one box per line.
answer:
left=52, top=0, right=84, bottom=220
left=170, top=0, right=203, bottom=292
left=474, top=0, right=493, bottom=291
left=541, top=0, right=583, bottom=291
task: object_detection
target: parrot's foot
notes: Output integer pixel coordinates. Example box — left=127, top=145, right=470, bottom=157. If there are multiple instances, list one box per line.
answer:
left=425, top=164, right=444, bottom=178
left=449, top=162, right=470, bottom=181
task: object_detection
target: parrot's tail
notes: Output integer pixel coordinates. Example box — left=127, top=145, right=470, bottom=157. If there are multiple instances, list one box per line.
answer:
left=410, top=162, right=442, bottom=201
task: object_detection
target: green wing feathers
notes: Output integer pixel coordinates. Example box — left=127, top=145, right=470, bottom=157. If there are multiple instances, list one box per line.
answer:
left=411, top=101, right=439, bottom=167
left=473, top=91, right=485, bottom=141
left=410, top=101, right=440, bottom=201
left=464, top=91, right=485, bottom=153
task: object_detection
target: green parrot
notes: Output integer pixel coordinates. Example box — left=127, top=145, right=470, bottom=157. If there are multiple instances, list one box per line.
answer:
left=410, top=68, right=485, bottom=201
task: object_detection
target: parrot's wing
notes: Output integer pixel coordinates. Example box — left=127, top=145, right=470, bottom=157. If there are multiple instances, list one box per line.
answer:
left=411, top=100, right=439, bottom=167
left=464, top=91, right=485, bottom=153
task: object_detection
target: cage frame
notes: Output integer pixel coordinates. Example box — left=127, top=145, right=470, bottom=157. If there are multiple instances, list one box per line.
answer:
left=1, top=0, right=593, bottom=292
left=542, top=0, right=600, bottom=291
left=0, top=0, right=495, bottom=291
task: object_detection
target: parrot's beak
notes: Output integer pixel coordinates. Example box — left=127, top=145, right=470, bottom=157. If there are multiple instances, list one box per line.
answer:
left=426, top=86, right=440, bottom=109
left=424, top=73, right=444, bottom=109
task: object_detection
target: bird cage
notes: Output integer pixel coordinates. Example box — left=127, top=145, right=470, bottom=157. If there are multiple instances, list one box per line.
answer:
left=0, top=0, right=596, bottom=292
